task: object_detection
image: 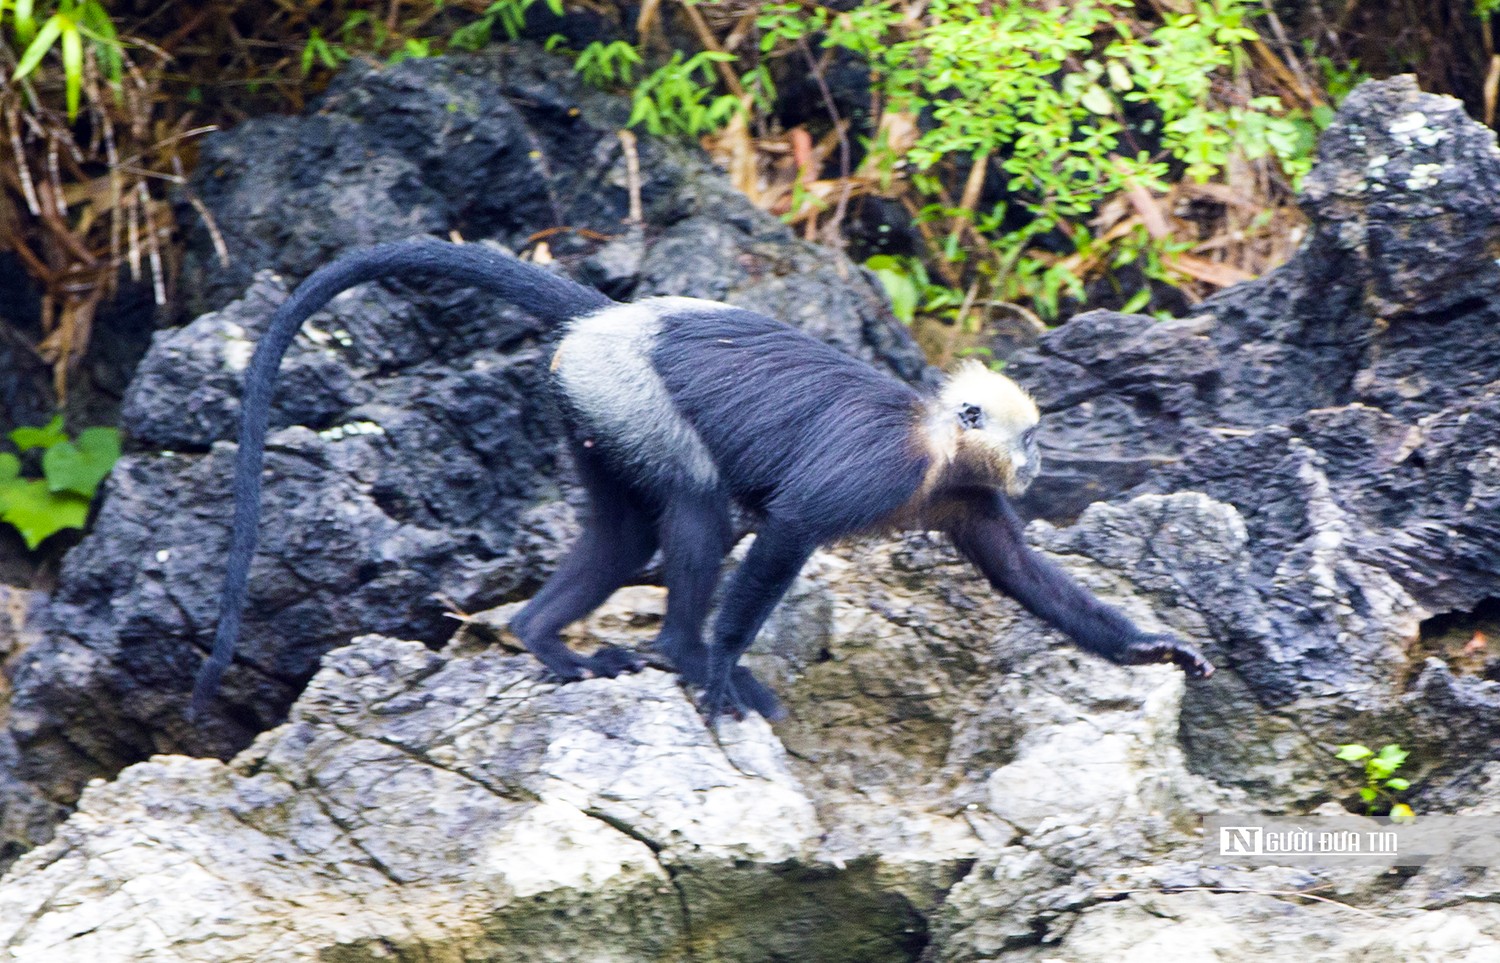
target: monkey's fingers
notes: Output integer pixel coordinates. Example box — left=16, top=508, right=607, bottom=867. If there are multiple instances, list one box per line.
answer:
left=1124, top=636, right=1215, bottom=680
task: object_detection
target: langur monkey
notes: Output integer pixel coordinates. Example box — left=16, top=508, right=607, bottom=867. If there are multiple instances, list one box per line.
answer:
left=194, top=240, right=1213, bottom=721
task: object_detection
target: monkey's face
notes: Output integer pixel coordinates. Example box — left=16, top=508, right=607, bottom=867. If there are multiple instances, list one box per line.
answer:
left=956, top=406, right=1041, bottom=495
left=939, top=363, right=1042, bottom=496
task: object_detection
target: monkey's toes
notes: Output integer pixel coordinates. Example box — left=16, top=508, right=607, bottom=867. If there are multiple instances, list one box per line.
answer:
left=583, top=646, right=646, bottom=678
left=698, top=676, right=746, bottom=725
left=728, top=666, right=786, bottom=721
left=539, top=661, right=588, bottom=683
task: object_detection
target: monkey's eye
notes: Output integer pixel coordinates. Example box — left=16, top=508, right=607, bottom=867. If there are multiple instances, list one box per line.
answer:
left=958, top=404, right=985, bottom=429
left=1022, top=426, right=1037, bottom=445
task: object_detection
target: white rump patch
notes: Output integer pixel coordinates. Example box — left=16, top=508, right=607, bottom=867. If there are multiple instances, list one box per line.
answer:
left=552, top=299, right=720, bottom=487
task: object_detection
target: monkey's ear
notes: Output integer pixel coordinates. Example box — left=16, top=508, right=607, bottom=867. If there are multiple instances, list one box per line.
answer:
left=958, top=404, right=985, bottom=429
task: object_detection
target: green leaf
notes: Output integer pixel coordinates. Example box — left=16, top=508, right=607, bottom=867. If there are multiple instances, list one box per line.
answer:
left=9, top=415, right=66, bottom=452
left=0, top=478, right=89, bottom=549
left=42, top=427, right=120, bottom=498
left=14, top=0, right=35, bottom=45
left=0, top=454, right=19, bottom=484
left=1080, top=83, right=1114, bottom=115
left=61, top=17, right=83, bottom=120
left=301, top=30, right=321, bottom=75
left=1334, top=744, right=1373, bottom=762
left=1122, top=287, right=1151, bottom=314
left=1376, top=744, right=1409, bottom=766
left=1359, top=787, right=1378, bottom=802
left=12, top=13, right=62, bottom=82
left=80, top=1, right=123, bottom=84
left=1383, top=777, right=1411, bottom=791
left=867, top=256, right=920, bottom=324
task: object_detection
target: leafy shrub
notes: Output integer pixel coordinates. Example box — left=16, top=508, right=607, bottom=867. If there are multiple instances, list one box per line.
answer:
left=757, top=0, right=1315, bottom=319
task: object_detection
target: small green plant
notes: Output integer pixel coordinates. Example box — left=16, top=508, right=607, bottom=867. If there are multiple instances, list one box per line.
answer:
left=299, top=0, right=565, bottom=75
left=448, top=0, right=563, bottom=51
left=1335, top=743, right=1415, bottom=822
left=569, top=39, right=642, bottom=87
left=864, top=255, right=963, bottom=325
left=6, top=0, right=123, bottom=120
left=300, top=27, right=350, bottom=75
left=627, top=50, right=744, bottom=137
left=1313, top=52, right=1368, bottom=106
left=0, top=416, right=120, bottom=549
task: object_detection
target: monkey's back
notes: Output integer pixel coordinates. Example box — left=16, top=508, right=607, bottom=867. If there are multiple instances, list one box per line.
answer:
left=650, top=301, right=930, bottom=534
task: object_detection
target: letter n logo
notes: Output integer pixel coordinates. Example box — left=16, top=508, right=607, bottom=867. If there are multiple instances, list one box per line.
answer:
left=1219, top=827, right=1262, bottom=855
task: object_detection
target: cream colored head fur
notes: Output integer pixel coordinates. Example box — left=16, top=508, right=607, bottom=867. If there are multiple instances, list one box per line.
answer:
left=926, top=361, right=1041, bottom=496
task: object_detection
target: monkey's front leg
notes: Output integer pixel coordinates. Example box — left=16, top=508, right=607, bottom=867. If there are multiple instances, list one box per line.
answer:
left=702, top=526, right=815, bottom=723
left=948, top=489, right=1215, bottom=679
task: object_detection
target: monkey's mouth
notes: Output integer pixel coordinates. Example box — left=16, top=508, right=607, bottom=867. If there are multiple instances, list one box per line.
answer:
left=1007, top=457, right=1041, bottom=496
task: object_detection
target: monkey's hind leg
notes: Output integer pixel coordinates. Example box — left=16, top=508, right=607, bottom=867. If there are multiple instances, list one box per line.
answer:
left=703, top=524, right=814, bottom=723
left=510, top=454, right=657, bottom=681
left=654, top=488, right=784, bottom=721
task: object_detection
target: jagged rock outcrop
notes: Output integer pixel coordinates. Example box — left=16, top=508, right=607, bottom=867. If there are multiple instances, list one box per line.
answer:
left=4, top=494, right=1500, bottom=960
left=0, top=589, right=64, bottom=873
left=1014, top=76, right=1500, bottom=523
left=0, top=493, right=1246, bottom=959
left=1008, top=76, right=1500, bottom=803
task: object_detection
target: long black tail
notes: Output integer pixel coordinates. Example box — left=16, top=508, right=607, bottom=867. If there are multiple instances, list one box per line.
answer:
left=191, top=239, right=615, bottom=716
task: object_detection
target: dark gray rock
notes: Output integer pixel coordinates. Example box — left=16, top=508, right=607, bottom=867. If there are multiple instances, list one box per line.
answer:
left=4, top=45, right=928, bottom=803
left=0, top=588, right=64, bottom=868
left=1015, top=76, right=1500, bottom=520
left=1006, top=77, right=1500, bottom=802
left=0, top=322, right=51, bottom=437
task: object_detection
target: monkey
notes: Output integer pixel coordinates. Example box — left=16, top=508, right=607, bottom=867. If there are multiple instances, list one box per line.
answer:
left=192, top=239, right=1213, bottom=722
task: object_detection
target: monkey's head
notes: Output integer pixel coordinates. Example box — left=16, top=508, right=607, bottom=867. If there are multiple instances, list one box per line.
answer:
left=935, top=361, right=1041, bottom=496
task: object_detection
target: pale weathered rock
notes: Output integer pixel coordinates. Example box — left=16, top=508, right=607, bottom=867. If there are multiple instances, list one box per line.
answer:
left=7, top=492, right=1499, bottom=960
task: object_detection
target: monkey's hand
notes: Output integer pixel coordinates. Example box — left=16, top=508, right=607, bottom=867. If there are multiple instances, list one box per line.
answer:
left=1121, top=634, right=1215, bottom=679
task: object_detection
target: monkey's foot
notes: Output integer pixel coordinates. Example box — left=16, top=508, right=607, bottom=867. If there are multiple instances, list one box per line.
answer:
left=699, top=665, right=784, bottom=723
left=535, top=645, right=644, bottom=682
left=581, top=645, right=646, bottom=678
left=1123, top=635, right=1215, bottom=679
left=727, top=666, right=784, bottom=721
